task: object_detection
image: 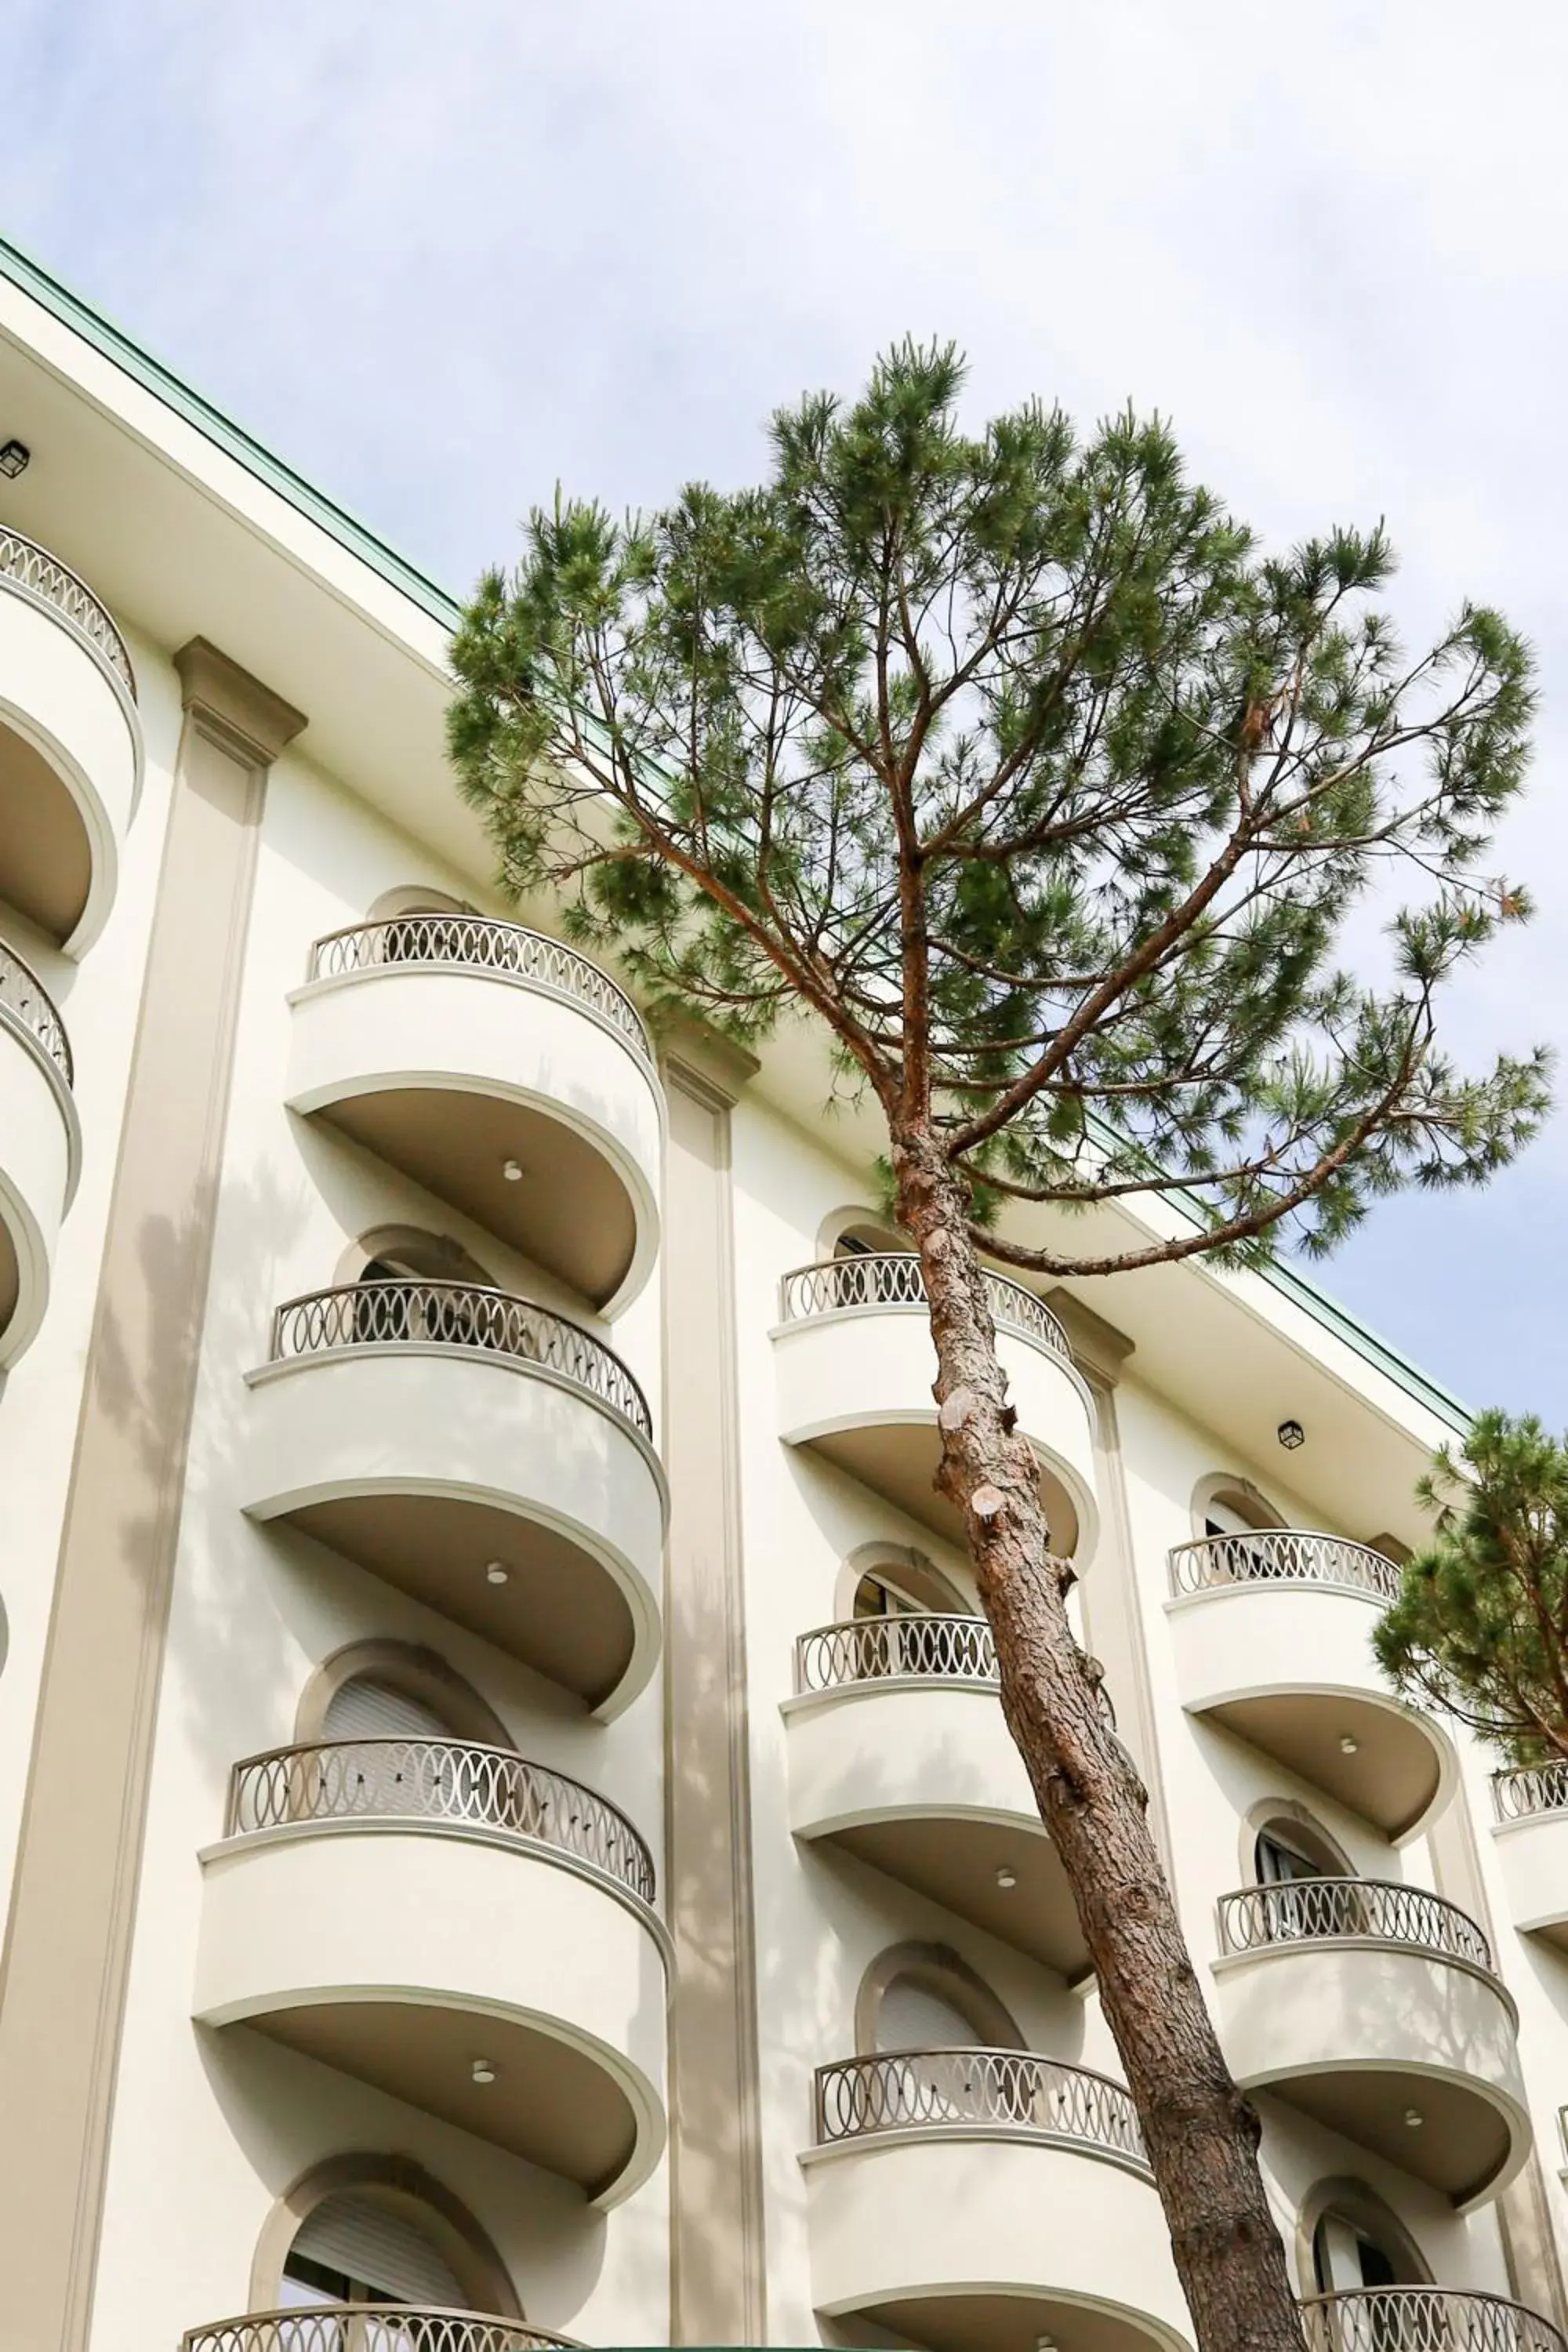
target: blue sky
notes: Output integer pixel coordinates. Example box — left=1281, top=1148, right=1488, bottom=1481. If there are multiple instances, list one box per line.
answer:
left=5, top=2, right=1566, bottom=1420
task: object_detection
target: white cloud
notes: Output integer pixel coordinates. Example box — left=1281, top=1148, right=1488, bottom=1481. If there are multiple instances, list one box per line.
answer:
left=5, top=0, right=1564, bottom=1412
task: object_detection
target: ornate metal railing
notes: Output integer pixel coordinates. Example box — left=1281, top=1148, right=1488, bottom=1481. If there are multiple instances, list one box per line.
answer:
left=1218, top=1878, right=1493, bottom=1973
left=797, top=1613, right=1000, bottom=1690
left=182, top=2310, right=581, bottom=2352
left=1168, top=1529, right=1401, bottom=1601
left=0, top=938, right=71, bottom=1083
left=0, top=523, right=136, bottom=696
left=1300, top=2287, right=1566, bottom=2352
left=793, top=1613, right=1116, bottom=1728
left=779, top=1252, right=1069, bottom=1359
left=267, top=1280, right=652, bottom=1443
left=1493, top=1759, right=1568, bottom=1822
left=227, top=1737, right=655, bottom=1907
left=307, top=915, right=650, bottom=1062
left=815, top=2049, right=1146, bottom=2169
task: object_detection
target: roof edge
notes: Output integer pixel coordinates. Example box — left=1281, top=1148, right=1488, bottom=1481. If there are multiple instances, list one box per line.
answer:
left=0, top=231, right=1472, bottom=1443
left=0, top=230, right=461, bottom=631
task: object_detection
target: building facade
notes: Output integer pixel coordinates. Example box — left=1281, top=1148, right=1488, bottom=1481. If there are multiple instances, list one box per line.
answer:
left=0, top=238, right=1563, bottom=2352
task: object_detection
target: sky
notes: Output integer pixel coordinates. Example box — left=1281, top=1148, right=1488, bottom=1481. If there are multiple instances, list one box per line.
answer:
left=4, top=1, right=1566, bottom=1421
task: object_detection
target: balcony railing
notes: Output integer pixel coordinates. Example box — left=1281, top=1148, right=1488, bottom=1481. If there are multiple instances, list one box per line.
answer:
left=267, top=1279, right=652, bottom=1443
left=814, top=2049, right=1147, bottom=2172
left=0, top=523, right=135, bottom=697
left=227, top=1737, right=656, bottom=1907
left=1300, top=2287, right=1566, bottom=2352
left=793, top=1613, right=1116, bottom=1730
left=779, top=1251, right=1069, bottom=1359
left=797, top=1613, right=1000, bottom=1690
left=1218, top=1878, right=1493, bottom=1973
left=182, top=2310, right=581, bottom=2352
left=1493, top=1759, right=1568, bottom=1822
left=0, top=939, right=71, bottom=1084
left=306, top=915, right=651, bottom=1063
left=1168, top=1529, right=1401, bottom=1601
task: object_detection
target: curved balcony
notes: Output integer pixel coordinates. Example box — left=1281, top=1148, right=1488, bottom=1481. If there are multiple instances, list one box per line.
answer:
left=1491, top=1761, right=1568, bottom=1950
left=0, top=940, right=79, bottom=1364
left=287, top=917, right=662, bottom=1312
left=241, top=1280, right=665, bottom=1719
left=1166, top=1532, right=1453, bottom=1839
left=804, top=2050, right=1190, bottom=2352
left=195, top=1739, right=668, bottom=2207
left=1212, top=1878, right=1529, bottom=2206
left=183, top=2314, right=580, bottom=2352
left=1301, top=2287, right=1566, bottom=2352
left=774, top=1254, right=1098, bottom=1556
left=786, top=1616, right=1105, bottom=1976
left=0, top=524, right=140, bottom=953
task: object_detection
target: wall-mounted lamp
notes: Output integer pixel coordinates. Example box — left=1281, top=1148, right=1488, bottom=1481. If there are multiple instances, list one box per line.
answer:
left=1276, top=1419, right=1305, bottom=1451
left=0, top=439, right=30, bottom=481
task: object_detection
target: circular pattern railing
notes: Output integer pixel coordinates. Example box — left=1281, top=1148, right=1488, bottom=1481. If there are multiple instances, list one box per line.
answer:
left=0, top=938, right=71, bottom=1084
left=779, top=1252, right=1069, bottom=1358
left=815, top=2049, right=1147, bottom=2170
left=1300, top=2287, right=1566, bottom=2352
left=1494, top=1759, right=1568, bottom=1821
left=307, top=914, right=650, bottom=1062
left=227, top=1737, right=655, bottom=1907
left=797, top=1613, right=1000, bottom=1690
left=268, top=1279, right=652, bottom=1443
left=793, top=1613, right=1117, bottom=1728
left=0, top=523, right=136, bottom=697
left=1168, top=1529, right=1401, bottom=1601
left=1218, top=1878, right=1493, bottom=1973
left=182, top=2310, right=581, bottom=2352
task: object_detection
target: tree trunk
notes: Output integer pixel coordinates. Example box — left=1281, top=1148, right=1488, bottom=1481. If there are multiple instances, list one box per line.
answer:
left=891, top=1128, right=1305, bottom=2352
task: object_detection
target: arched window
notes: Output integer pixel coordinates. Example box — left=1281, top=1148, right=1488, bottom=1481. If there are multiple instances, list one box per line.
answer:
left=851, top=1551, right=969, bottom=1623
left=365, top=884, right=474, bottom=966
left=281, top=2188, right=468, bottom=2312
left=1253, top=1809, right=1351, bottom=1886
left=350, top=1228, right=497, bottom=1348
left=1305, top=2180, right=1430, bottom=2294
left=252, top=2154, right=523, bottom=2323
left=297, top=1640, right=511, bottom=1753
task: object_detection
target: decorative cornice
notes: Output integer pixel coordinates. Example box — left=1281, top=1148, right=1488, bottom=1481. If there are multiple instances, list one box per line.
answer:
left=1046, top=1286, right=1135, bottom=1387
left=173, top=637, right=306, bottom=766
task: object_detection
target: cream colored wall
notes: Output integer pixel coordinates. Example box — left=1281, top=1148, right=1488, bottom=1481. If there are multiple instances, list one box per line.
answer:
left=0, top=620, right=173, bottom=1960
left=85, top=699, right=670, bottom=2350
left=5, top=616, right=1566, bottom=2347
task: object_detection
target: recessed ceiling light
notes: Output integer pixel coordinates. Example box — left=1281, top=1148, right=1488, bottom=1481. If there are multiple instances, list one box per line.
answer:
left=0, top=439, right=30, bottom=481
left=1276, top=1419, right=1305, bottom=1451
left=1339, top=1735, right=1359, bottom=1756
left=502, top=1158, right=524, bottom=1182
left=1404, top=2107, right=1423, bottom=2129
left=485, top=1561, right=510, bottom=1585
left=996, top=1866, right=1018, bottom=1891
left=472, top=2058, right=497, bottom=2085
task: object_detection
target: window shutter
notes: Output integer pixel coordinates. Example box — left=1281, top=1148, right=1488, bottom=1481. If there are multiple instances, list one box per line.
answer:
left=322, top=1678, right=453, bottom=1742
left=289, top=2192, right=466, bottom=2307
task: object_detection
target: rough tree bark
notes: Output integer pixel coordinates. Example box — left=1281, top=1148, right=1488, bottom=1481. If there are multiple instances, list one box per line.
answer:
left=891, top=1127, right=1305, bottom=2352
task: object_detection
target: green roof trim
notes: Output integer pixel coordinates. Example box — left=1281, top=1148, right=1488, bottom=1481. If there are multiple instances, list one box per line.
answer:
left=0, top=229, right=1473, bottom=1443
left=1264, top=1255, right=1471, bottom=1436
left=0, top=230, right=462, bottom=631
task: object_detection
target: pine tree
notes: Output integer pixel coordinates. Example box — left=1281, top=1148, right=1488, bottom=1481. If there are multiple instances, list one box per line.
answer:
left=1377, top=1409, right=1568, bottom=1765
left=448, top=342, right=1547, bottom=2352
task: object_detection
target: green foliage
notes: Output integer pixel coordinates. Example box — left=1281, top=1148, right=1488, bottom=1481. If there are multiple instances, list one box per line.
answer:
left=448, top=339, right=1548, bottom=1279
left=1376, top=1410, right=1568, bottom=1766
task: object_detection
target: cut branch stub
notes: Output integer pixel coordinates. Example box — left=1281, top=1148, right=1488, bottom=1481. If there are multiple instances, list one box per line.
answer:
left=971, top=1484, right=1007, bottom=1521
left=939, top=1387, right=978, bottom=1432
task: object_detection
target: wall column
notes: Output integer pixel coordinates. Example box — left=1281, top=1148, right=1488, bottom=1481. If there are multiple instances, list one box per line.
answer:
left=0, top=641, right=303, bottom=2352
left=660, top=1044, right=767, bottom=2344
